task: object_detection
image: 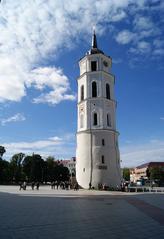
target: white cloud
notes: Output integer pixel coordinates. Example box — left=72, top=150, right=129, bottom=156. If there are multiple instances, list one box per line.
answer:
left=115, top=30, right=136, bottom=44
left=48, top=136, right=62, bottom=141
left=129, top=41, right=151, bottom=58
left=1, top=113, right=26, bottom=126
left=1, top=133, right=76, bottom=159
left=0, top=0, right=163, bottom=102
left=0, top=0, right=135, bottom=104
left=120, top=139, right=164, bottom=167
left=160, top=117, right=164, bottom=120
left=115, top=7, right=163, bottom=63
left=28, top=67, right=76, bottom=105
left=133, top=16, right=154, bottom=30
left=110, top=10, right=127, bottom=22
left=137, top=41, right=151, bottom=53
left=153, top=49, right=164, bottom=56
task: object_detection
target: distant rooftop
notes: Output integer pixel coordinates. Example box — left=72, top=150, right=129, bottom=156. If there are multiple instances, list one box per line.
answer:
left=136, top=162, right=164, bottom=169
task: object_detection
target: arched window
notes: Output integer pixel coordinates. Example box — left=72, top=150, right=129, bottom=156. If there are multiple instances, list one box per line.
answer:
left=81, top=85, right=84, bottom=101
left=93, top=112, right=98, bottom=126
left=106, top=83, right=110, bottom=99
left=80, top=114, right=84, bottom=128
left=92, top=81, right=97, bottom=97
left=107, top=113, right=111, bottom=127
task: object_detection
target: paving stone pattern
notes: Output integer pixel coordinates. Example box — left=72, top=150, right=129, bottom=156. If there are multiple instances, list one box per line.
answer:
left=0, top=186, right=164, bottom=239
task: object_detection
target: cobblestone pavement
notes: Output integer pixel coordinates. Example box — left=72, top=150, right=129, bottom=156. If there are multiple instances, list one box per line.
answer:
left=0, top=186, right=164, bottom=239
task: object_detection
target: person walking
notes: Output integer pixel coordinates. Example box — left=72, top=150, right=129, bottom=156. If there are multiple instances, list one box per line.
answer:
left=23, top=181, right=27, bottom=190
left=19, top=182, right=22, bottom=190
left=36, top=182, right=40, bottom=190
left=31, top=182, right=35, bottom=190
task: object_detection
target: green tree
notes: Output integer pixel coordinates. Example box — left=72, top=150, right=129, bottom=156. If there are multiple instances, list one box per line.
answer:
left=54, top=164, right=70, bottom=181
left=0, top=146, right=6, bottom=160
left=146, top=168, right=150, bottom=179
left=10, top=153, right=25, bottom=182
left=44, top=156, right=57, bottom=182
left=149, top=167, right=164, bottom=185
left=22, top=155, right=33, bottom=181
left=22, top=154, right=44, bottom=182
left=0, top=159, right=10, bottom=183
left=123, top=168, right=130, bottom=181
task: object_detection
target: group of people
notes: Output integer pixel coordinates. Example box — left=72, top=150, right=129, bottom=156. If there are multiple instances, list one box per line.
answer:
left=97, top=183, right=109, bottom=190
left=19, top=181, right=40, bottom=190
left=50, top=181, right=79, bottom=190
left=120, top=181, right=129, bottom=192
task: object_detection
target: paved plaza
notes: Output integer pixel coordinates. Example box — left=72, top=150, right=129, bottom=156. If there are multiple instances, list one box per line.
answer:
left=0, top=186, right=164, bottom=239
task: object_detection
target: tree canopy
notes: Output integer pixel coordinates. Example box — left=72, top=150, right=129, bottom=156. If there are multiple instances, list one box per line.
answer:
left=123, top=168, right=130, bottom=181
left=0, top=146, right=6, bottom=159
left=0, top=151, right=70, bottom=184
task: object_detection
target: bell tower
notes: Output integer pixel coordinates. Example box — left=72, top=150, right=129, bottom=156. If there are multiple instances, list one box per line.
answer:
left=76, top=31, right=121, bottom=189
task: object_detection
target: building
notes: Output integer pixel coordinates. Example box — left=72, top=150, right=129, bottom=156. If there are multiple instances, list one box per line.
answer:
left=76, top=31, right=121, bottom=189
left=61, top=157, right=76, bottom=176
left=130, top=162, right=164, bottom=182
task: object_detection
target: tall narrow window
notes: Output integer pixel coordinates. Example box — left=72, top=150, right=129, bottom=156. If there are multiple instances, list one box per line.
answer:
left=80, top=114, right=84, bottom=128
left=81, top=85, right=84, bottom=101
left=107, top=113, right=111, bottom=127
left=106, top=83, right=110, bottom=99
left=91, top=61, right=97, bottom=71
left=93, top=113, right=98, bottom=126
left=92, top=81, right=97, bottom=97
left=101, top=155, right=105, bottom=164
left=102, top=139, right=105, bottom=146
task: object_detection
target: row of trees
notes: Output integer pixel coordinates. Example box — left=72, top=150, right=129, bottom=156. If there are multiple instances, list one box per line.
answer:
left=0, top=146, right=69, bottom=184
left=146, top=167, right=164, bottom=184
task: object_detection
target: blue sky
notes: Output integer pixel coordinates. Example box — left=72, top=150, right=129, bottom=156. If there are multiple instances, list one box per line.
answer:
left=0, top=0, right=164, bottom=167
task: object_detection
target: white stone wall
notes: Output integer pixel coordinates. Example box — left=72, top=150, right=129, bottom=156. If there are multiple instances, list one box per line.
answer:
left=76, top=51, right=121, bottom=189
left=76, top=130, right=121, bottom=188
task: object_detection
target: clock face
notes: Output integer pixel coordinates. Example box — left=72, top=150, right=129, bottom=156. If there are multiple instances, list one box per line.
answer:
left=103, top=61, right=108, bottom=67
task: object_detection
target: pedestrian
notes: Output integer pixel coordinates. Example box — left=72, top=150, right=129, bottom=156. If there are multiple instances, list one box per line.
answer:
left=89, top=182, right=92, bottom=190
left=23, top=181, right=27, bottom=190
left=56, top=181, right=59, bottom=190
left=74, top=182, right=79, bottom=191
left=51, top=181, right=54, bottom=189
left=36, top=182, right=40, bottom=190
left=31, top=182, right=35, bottom=190
left=19, top=182, right=22, bottom=190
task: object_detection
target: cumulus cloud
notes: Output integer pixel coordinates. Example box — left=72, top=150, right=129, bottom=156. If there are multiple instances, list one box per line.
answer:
left=129, top=41, right=151, bottom=55
left=115, top=30, right=136, bottom=44
left=115, top=4, right=163, bottom=63
left=1, top=113, right=26, bottom=126
left=0, top=0, right=135, bottom=104
left=133, top=16, right=154, bottom=30
left=29, top=67, right=76, bottom=104
left=0, top=0, right=163, bottom=104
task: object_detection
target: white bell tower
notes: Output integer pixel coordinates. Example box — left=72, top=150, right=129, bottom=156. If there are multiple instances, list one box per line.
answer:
left=76, top=31, right=121, bottom=189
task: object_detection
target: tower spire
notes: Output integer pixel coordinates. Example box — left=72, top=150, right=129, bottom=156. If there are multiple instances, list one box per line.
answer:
left=92, top=30, right=97, bottom=49
left=87, top=28, right=104, bottom=55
